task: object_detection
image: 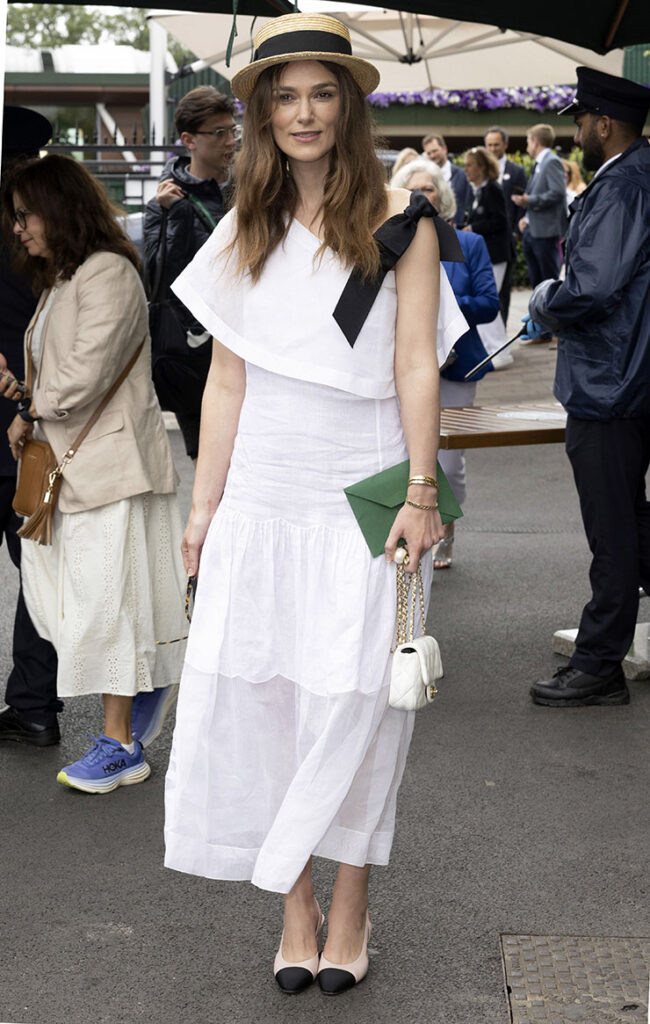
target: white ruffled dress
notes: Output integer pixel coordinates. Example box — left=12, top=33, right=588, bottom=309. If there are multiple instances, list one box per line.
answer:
left=164, top=208, right=467, bottom=894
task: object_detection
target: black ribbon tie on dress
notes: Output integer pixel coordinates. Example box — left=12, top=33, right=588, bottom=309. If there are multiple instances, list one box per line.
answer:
left=333, top=191, right=465, bottom=348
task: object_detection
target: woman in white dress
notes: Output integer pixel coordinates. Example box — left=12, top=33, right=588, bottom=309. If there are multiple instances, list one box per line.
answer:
left=1, top=155, right=186, bottom=792
left=165, top=13, right=466, bottom=995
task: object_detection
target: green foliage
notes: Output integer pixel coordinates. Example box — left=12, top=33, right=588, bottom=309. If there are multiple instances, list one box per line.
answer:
left=512, top=237, right=530, bottom=288
left=8, top=4, right=105, bottom=47
left=7, top=5, right=195, bottom=66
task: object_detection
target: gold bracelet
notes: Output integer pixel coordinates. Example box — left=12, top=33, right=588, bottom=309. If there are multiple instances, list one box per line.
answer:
left=405, top=497, right=439, bottom=511
left=408, top=475, right=439, bottom=489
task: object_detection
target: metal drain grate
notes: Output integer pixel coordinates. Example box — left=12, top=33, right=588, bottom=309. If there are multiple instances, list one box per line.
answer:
left=501, top=935, right=650, bottom=1023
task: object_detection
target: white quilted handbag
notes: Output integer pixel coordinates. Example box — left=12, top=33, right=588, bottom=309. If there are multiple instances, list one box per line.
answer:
left=389, top=558, right=443, bottom=711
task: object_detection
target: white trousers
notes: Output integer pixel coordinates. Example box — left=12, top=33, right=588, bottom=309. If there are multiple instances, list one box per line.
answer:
left=476, top=261, right=508, bottom=356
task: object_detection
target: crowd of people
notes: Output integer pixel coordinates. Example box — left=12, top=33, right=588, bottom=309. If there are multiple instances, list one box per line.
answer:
left=0, top=14, right=649, bottom=997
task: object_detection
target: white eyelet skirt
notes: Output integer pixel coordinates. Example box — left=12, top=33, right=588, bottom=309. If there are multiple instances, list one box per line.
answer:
left=21, top=492, right=187, bottom=697
left=164, top=364, right=433, bottom=894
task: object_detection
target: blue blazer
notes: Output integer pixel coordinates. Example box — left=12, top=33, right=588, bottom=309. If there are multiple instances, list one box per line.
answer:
left=442, top=230, right=501, bottom=382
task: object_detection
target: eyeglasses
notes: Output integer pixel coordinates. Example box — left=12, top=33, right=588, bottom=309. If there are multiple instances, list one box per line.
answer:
left=409, top=185, right=437, bottom=195
left=13, top=209, right=29, bottom=229
left=193, top=124, right=242, bottom=141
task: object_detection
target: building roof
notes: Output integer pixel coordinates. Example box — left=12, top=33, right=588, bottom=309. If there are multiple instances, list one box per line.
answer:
left=4, top=44, right=177, bottom=75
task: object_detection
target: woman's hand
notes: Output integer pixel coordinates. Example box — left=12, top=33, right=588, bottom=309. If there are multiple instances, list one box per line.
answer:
left=385, top=502, right=445, bottom=573
left=0, top=355, right=23, bottom=400
left=7, top=415, right=33, bottom=461
left=181, top=509, right=215, bottom=577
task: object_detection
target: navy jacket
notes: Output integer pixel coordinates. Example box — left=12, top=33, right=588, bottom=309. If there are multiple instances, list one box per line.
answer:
left=501, top=158, right=527, bottom=235
left=529, top=138, right=650, bottom=420
left=0, top=245, right=37, bottom=477
left=466, top=179, right=512, bottom=264
left=442, top=230, right=500, bottom=382
left=449, top=162, right=471, bottom=229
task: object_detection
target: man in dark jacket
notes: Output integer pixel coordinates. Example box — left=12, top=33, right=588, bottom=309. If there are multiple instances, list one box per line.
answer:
left=524, top=68, right=650, bottom=707
left=143, top=86, right=237, bottom=460
left=484, top=126, right=527, bottom=322
left=0, top=106, right=60, bottom=746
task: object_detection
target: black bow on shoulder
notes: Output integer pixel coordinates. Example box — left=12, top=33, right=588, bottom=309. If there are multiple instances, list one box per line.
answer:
left=333, top=191, right=465, bottom=348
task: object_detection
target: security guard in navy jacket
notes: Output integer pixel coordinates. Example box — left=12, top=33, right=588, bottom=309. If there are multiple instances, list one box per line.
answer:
left=524, top=67, right=650, bottom=707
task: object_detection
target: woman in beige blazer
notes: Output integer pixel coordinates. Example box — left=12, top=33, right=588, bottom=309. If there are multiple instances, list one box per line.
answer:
left=1, top=155, right=186, bottom=793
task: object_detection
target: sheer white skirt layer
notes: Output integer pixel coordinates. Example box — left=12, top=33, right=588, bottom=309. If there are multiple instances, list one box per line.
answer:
left=164, top=365, right=432, bottom=893
left=21, top=493, right=187, bottom=697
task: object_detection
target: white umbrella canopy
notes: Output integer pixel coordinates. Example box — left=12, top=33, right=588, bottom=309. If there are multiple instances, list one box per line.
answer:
left=150, top=1, right=624, bottom=91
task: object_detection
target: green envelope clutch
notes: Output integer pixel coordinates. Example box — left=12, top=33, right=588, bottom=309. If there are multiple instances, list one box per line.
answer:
left=344, top=460, right=463, bottom=557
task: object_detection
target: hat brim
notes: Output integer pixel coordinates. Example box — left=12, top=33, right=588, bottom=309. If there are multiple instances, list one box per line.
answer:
left=230, top=52, right=380, bottom=103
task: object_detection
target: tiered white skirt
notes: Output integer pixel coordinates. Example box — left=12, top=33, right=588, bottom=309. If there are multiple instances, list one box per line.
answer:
left=164, top=365, right=433, bottom=893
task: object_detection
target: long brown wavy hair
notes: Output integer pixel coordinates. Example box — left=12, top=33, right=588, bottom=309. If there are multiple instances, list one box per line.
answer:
left=232, top=60, right=388, bottom=283
left=1, top=154, right=140, bottom=294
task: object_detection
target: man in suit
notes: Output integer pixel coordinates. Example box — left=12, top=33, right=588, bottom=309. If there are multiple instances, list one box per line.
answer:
left=0, top=106, right=60, bottom=746
left=523, top=68, right=650, bottom=707
left=484, top=126, right=527, bottom=322
left=512, top=123, right=568, bottom=287
left=422, top=132, right=470, bottom=229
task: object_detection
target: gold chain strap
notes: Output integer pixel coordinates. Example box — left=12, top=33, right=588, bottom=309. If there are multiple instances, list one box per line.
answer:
left=391, top=562, right=427, bottom=652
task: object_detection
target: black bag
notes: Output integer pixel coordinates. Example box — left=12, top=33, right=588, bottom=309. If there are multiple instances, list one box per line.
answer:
left=148, top=202, right=214, bottom=416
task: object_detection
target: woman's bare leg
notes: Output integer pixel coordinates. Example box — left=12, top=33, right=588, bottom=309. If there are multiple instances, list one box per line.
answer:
left=323, top=863, right=371, bottom=964
left=102, top=694, right=133, bottom=745
left=281, top=857, right=321, bottom=961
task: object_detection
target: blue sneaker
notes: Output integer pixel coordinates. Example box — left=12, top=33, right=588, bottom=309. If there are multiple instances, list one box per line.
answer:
left=57, top=735, right=151, bottom=794
left=131, top=685, right=179, bottom=748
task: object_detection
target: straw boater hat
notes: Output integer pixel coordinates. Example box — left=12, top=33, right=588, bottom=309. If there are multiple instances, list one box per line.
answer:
left=230, top=13, right=380, bottom=103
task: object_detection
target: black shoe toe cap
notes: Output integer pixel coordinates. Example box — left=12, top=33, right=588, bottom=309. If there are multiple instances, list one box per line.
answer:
left=317, top=967, right=357, bottom=994
left=275, top=966, right=314, bottom=993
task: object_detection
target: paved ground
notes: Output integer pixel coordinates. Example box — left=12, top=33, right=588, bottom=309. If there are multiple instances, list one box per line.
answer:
left=1, top=291, right=648, bottom=1024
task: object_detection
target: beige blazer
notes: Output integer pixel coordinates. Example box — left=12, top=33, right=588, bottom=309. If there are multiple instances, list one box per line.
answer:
left=27, top=250, right=178, bottom=514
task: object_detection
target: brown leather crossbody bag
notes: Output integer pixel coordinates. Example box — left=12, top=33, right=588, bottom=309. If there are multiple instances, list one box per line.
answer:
left=13, top=301, right=144, bottom=545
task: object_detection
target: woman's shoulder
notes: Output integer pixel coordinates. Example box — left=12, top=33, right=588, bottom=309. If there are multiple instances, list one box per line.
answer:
left=74, top=250, right=139, bottom=282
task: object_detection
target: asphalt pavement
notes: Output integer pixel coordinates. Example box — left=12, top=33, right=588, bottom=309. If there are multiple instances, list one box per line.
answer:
left=1, top=291, right=648, bottom=1024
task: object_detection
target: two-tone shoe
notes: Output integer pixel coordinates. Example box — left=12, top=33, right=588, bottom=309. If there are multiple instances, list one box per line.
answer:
left=274, top=905, right=325, bottom=994
left=317, top=914, right=371, bottom=995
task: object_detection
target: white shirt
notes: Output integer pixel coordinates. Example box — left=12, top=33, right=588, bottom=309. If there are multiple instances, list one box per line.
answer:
left=439, top=159, right=452, bottom=183
left=533, top=147, right=551, bottom=173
